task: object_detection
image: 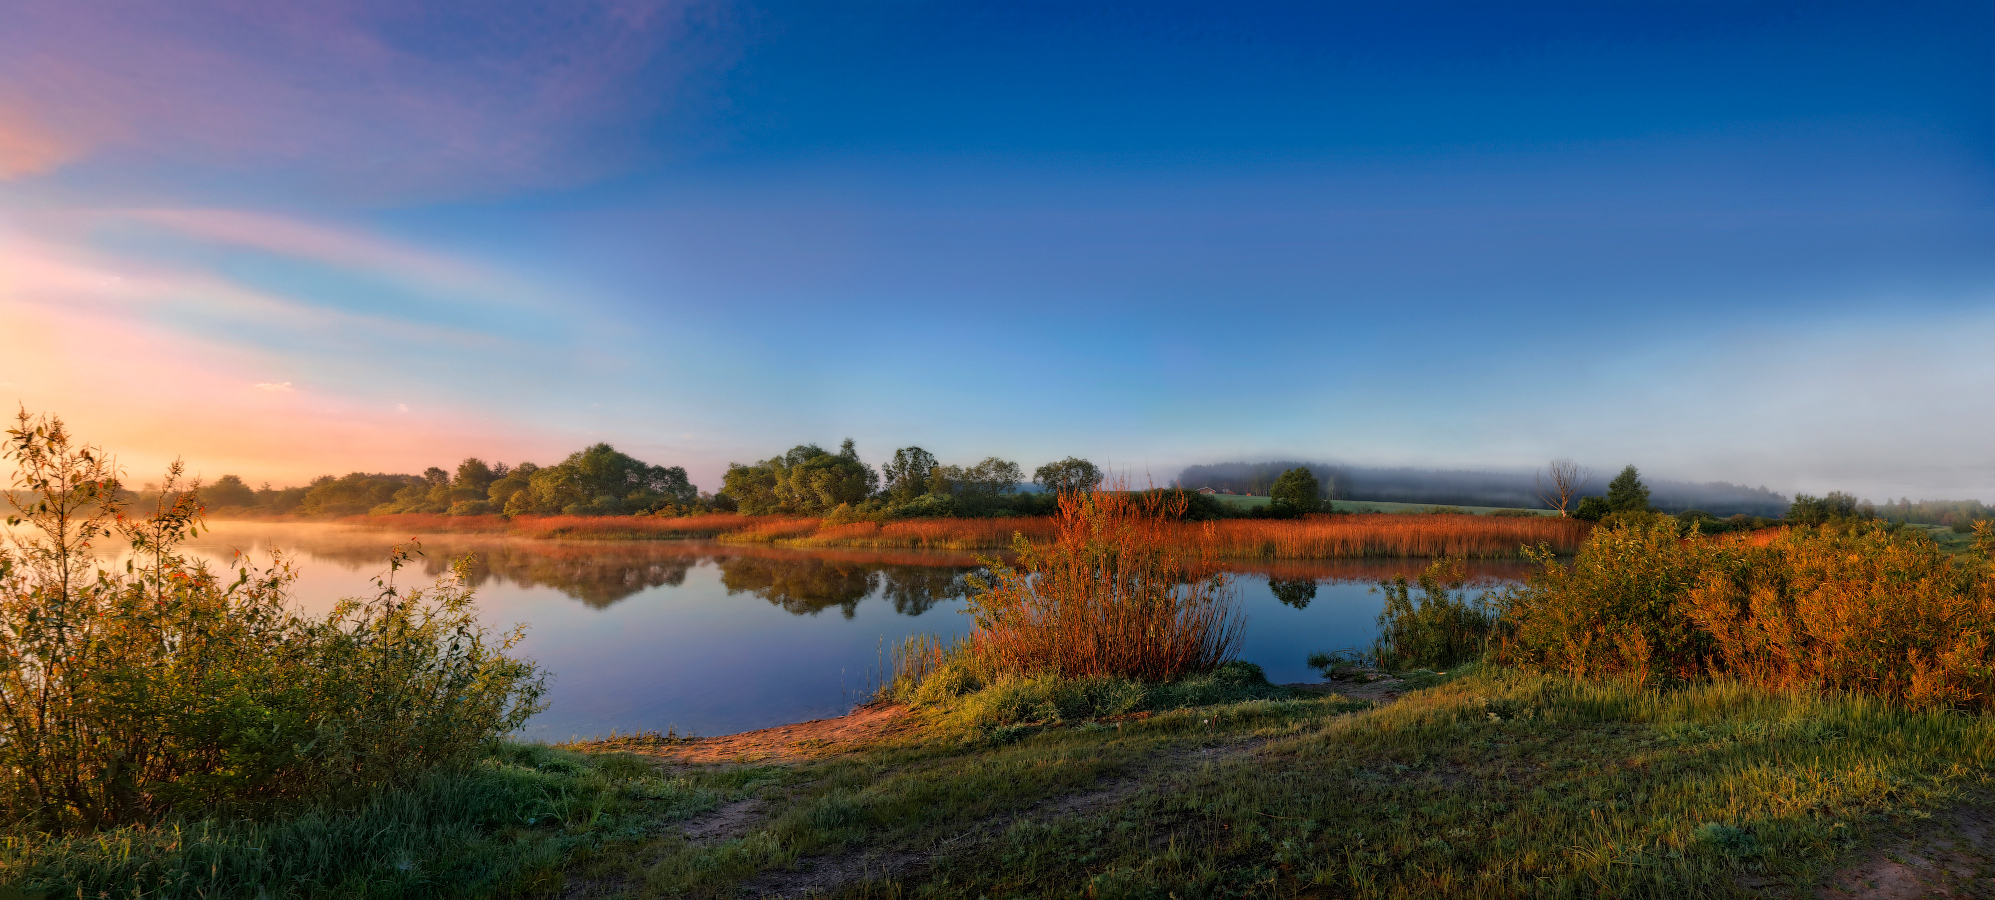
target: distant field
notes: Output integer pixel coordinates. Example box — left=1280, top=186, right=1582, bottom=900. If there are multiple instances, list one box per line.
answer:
left=1208, top=495, right=1557, bottom=516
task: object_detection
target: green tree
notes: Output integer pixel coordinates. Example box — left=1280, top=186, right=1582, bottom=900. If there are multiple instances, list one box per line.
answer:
left=1032, top=457, right=1103, bottom=495
left=1574, top=496, right=1611, bottom=521
left=720, top=441, right=877, bottom=515
left=520, top=444, right=695, bottom=515
left=1605, top=465, right=1651, bottom=513
left=200, top=474, right=257, bottom=510
left=1269, top=467, right=1322, bottom=514
left=299, top=473, right=423, bottom=517
left=881, top=446, right=938, bottom=502
left=453, top=458, right=497, bottom=495
left=1788, top=491, right=1869, bottom=526
left=486, top=462, right=538, bottom=510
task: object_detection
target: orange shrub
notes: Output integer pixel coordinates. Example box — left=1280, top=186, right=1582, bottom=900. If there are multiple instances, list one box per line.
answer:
left=966, top=489, right=1242, bottom=681
left=1501, top=518, right=1995, bottom=709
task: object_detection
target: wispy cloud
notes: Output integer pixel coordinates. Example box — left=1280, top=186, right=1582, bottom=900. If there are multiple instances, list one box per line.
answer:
left=0, top=208, right=595, bottom=482
left=0, top=0, right=724, bottom=197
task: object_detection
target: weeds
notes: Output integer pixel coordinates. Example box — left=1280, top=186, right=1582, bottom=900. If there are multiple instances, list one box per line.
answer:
left=0, top=411, right=545, bottom=831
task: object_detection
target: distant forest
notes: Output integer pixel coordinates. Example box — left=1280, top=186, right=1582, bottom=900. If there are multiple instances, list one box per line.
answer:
left=1177, top=461, right=1792, bottom=517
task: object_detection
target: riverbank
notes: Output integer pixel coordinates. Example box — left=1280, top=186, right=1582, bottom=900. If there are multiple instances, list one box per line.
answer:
left=544, top=666, right=1995, bottom=898
left=303, top=511, right=1593, bottom=558
left=11, top=666, right=1990, bottom=897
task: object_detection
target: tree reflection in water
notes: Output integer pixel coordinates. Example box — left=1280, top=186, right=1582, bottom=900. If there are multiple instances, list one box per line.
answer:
left=171, top=525, right=1536, bottom=615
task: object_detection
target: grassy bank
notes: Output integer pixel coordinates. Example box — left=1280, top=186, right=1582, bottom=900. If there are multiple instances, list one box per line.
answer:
left=0, top=742, right=775, bottom=899
left=331, top=512, right=1591, bottom=558
left=38, top=665, right=1979, bottom=897
left=549, top=666, right=1994, bottom=898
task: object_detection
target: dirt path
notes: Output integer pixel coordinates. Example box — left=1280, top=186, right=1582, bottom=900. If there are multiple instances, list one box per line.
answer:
left=596, top=703, right=916, bottom=767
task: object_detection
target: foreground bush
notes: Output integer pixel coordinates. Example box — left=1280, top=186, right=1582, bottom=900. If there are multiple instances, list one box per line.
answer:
left=2, top=743, right=723, bottom=899
left=1367, top=558, right=1496, bottom=669
left=0, top=412, right=546, bottom=831
left=964, top=488, right=1242, bottom=682
left=1500, top=515, right=1995, bottom=708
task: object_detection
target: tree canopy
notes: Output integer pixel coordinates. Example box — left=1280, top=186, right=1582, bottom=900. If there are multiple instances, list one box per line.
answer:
left=1605, top=465, right=1651, bottom=513
left=721, top=441, right=878, bottom=515
left=1032, top=457, right=1103, bottom=495
left=1269, top=466, right=1322, bottom=514
left=880, top=446, right=938, bottom=503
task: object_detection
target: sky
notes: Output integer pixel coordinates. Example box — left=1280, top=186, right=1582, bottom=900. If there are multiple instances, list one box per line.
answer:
left=1, top=0, right=1991, bottom=501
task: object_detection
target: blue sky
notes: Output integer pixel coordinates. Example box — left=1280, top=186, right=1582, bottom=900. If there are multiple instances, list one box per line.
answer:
left=1, top=1, right=1990, bottom=499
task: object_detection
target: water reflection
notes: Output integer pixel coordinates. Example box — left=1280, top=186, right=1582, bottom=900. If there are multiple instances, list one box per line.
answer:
left=718, top=556, right=977, bottom=618
left=143, top=524, right=1536, bottom=737
left=191, top=526, right=1530, bottom=615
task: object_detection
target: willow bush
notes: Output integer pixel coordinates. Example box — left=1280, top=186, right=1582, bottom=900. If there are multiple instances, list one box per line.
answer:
left=0, top=411, right=546, bottom=831
left=1368, top=558, right=1496, bottom=670
left=1499, top=514, right=1995, bottom=709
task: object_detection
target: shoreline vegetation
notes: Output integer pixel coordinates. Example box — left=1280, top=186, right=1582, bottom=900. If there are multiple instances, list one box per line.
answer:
left=305, top=509, right=1598, bottom=558
left=9, top=411, right=1995, bottom=898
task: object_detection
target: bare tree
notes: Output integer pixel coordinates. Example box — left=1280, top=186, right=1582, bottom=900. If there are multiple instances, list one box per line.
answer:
left=1537, top=458, right=1590, bottom=517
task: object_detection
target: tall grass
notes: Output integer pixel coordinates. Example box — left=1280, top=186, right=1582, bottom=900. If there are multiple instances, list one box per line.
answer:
left=1501, top=516, right=1995, bottom=709
left=0, top=411, right=545, bottom=831
left=342, top=510, right=1581, bottom=558
left=1194, top=513, right=1590, bottom=558
left=788, top=517, right=1061, bottom=551
left=963, top=488, right=1242, bottom=682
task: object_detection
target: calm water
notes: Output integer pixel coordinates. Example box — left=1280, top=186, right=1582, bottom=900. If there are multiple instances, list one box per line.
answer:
left=138, top=523, right=1528, bottom=740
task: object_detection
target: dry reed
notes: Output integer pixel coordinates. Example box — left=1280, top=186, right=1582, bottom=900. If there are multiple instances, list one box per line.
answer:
left=965, top=489, right=1242, bottom=682
left=339, top=510, right=1583, bottom=558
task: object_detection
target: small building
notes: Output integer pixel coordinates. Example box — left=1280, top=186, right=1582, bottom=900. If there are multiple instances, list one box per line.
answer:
left=1196, top=487, right=1218, bottom=495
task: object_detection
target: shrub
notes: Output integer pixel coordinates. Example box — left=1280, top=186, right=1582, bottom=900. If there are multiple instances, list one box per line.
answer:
left=1498, top=515, right=1995, bottom=708
left=1370, top=558, right=1496, bottom=670
left=962, top=487, right=1242, bottom=682
left=0, top=412, right=546, bottom=830
left=1496, top=516, right=1724, bottom=684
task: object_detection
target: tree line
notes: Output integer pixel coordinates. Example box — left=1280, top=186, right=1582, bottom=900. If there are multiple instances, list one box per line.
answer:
left=191, top=440, right=1115, bottom=520
left=193, top=443, right=696, bottom=517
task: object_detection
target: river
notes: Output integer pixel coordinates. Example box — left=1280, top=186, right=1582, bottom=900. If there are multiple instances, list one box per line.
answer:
left=130, top=522, right=1531, bottom=740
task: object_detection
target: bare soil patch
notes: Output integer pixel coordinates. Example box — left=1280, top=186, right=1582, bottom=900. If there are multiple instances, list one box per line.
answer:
left=597, top=703, right=916, bottom=767
left=1818, top=804, right=1995, bottom=899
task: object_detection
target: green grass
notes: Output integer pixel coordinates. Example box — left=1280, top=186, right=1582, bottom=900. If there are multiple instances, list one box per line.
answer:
left=0, top=743, right=777, bottom=899
left=1908, top=522, right=1982, bottom=556
left=560, top=667, right=1995, bottom=899
left=24, top=668, right=1990, bottom=898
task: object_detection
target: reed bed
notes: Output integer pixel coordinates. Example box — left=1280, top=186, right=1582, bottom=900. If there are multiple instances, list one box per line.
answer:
left=1192, top=513, right=1590, bottom=558
left=789, top=517, right=1061, bottom=550
left=333, top=510, right=1582, bottom=558
left=712, top=517, right=822, bottom=543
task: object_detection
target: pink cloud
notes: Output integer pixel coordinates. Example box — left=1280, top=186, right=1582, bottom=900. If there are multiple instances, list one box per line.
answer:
left=0, top=102, right=79, bottom=180
left=0, top=0, right=727, bottom=198
left=0, top=221, right=584, bottom=484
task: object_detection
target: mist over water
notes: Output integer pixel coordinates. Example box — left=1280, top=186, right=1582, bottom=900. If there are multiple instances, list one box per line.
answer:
left=118, top=523, right=1528, bottom=738
left=1179, top=461, right=1789, bottom=516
